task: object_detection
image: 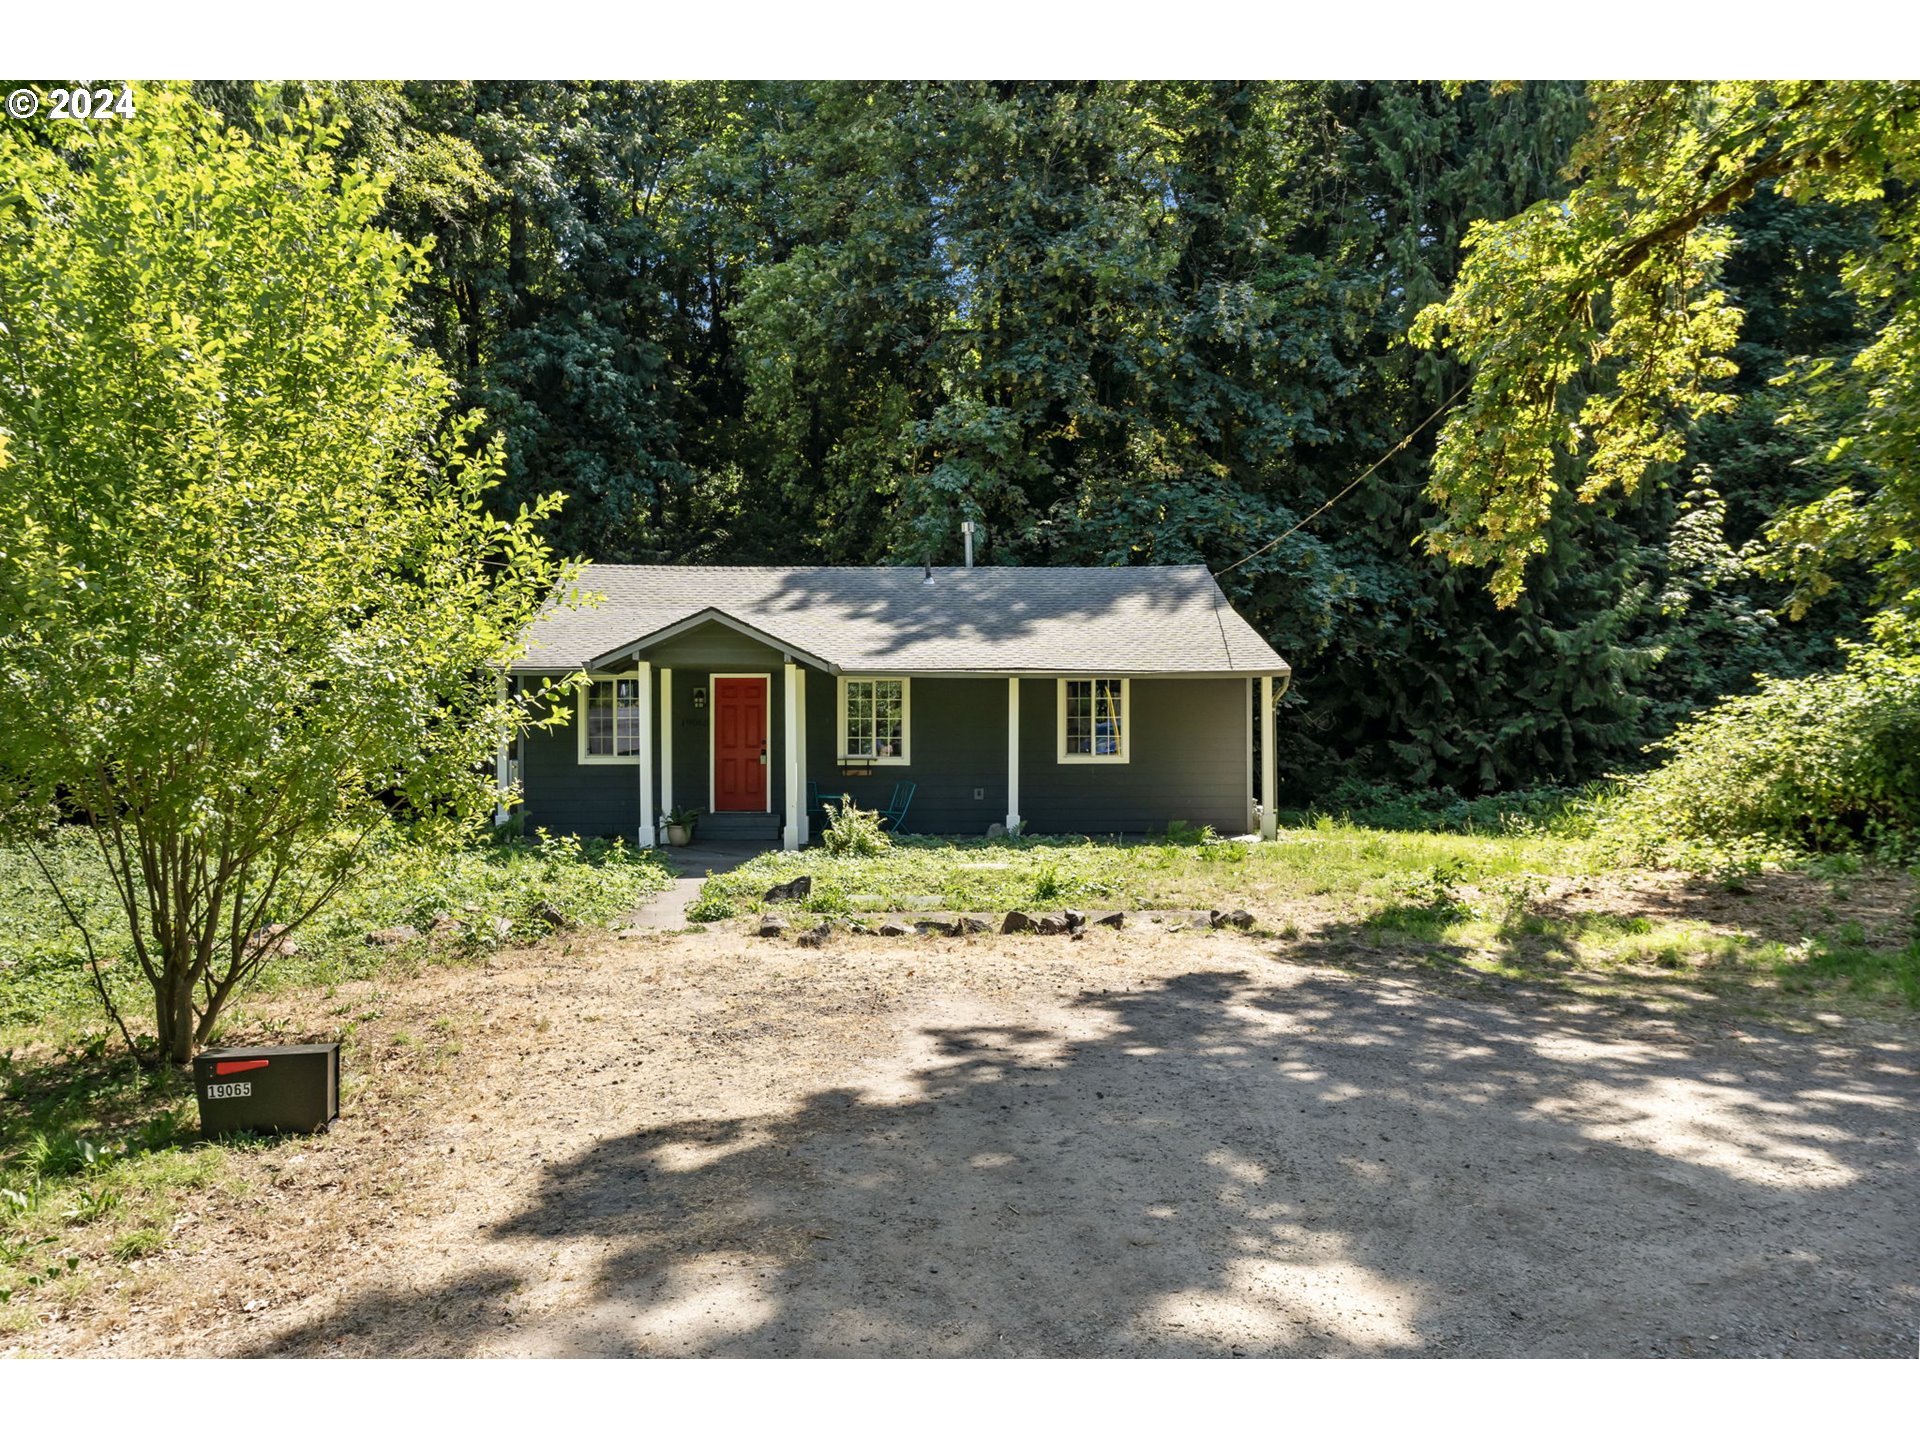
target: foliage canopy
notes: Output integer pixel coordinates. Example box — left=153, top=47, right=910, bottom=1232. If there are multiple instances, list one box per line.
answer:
left=0, top=87, right=564, bottom=1063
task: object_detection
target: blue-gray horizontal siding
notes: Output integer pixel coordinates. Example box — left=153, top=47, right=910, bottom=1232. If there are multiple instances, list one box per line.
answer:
left=808, top=675, right=1248, bottom=837
left=1019, top=677, right=1247, bottom=836
left=518, top=647, right=1252, bottom=839
left=806, top=677, right=1005, bottom=835
left=518, top=685, right=642, bottom=839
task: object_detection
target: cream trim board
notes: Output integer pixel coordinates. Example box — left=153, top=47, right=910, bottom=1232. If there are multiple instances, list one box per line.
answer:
left=1056, top=676, right=1130, bottom=764
left=576, top=672, right=644, bottom=766
left=708, top=671, right=773, bottom=813
left=835, top=675, right=912, bottom=766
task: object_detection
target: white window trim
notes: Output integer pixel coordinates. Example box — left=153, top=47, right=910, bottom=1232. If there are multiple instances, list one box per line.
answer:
left=576, top=673, right=644, bottom=766
left=1057, top=676, right=1130, bottom=764
left=835, top=675, right=912, bottom=766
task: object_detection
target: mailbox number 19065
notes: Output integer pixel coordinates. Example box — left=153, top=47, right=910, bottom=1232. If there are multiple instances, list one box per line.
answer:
left=205, top=1081, right=252, bottom=1099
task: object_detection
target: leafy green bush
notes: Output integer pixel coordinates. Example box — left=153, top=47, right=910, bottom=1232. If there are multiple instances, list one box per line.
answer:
left=820, top=796, right=891, bottom=858
left=1298, top=781, right=1594, bottom=837
left=1613, top=635, right=1920, bottom=857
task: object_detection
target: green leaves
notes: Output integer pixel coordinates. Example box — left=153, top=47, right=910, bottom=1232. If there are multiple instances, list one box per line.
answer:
left=0, top=85, right=563, bottom=1061
left=1415, top=81, right=1920, bottom=617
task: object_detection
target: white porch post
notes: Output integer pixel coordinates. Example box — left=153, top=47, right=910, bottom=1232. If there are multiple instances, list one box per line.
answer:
left=658, top=667, right=674, bottom=828
left=1244, top=677, right=1255, bottom=835
left=796, top=667, right=810, bottom=846
left=1259, top=674, right=1278, bottom=842
left=782, top=662, right=802, bottom=851
left=494, top=673, right=512, bottom=827
left=1005, top=676, right=1022, bottom=834
left=636, top=662, right=656, bottom=848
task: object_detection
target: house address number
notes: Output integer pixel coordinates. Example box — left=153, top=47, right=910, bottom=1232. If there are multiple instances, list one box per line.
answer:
left=205, top=1081, right=253, bottom=1100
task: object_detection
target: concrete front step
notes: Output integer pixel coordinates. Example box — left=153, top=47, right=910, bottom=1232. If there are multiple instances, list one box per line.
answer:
left=694, top=811, right=782, bottom=841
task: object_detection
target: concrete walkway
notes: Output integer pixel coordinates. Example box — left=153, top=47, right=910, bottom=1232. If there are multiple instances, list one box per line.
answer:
left=621, top=843, right=769, bottom=929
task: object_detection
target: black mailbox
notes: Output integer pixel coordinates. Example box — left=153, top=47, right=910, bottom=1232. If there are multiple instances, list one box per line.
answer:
left=193, top=1043, right=340, bottom=1139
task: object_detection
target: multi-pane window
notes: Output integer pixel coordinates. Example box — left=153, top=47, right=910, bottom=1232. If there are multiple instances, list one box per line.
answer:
left=840, top=678, right=909, bottom=764
left=1060, top=678, right=1128, bottom=762
left=583, top=678, right=642, bottom=758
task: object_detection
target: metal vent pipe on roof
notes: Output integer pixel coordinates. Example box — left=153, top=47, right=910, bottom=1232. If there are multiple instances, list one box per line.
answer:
left=962, top=520, right=975, bottom=568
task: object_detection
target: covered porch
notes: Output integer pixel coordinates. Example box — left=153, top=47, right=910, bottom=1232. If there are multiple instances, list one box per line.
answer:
left=502, top=611, right=1285, bottom=850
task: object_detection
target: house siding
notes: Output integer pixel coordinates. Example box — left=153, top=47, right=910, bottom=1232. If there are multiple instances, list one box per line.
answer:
left=807, top=675, right=1248, bottom=837
left=806, top=676, right=1007, bottom=835
left=1018, top=677, right=1247, bottom=836
left=518, top=683, right=642, bottom=839
left=516, top=650, right=1252, bottom=839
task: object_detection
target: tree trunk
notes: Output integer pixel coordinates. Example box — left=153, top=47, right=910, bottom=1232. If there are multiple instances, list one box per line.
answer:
left=157, top=949, right=198, bottom=1066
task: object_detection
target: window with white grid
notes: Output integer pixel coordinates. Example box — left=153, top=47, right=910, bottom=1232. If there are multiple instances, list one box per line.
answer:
left=582, top=678, right=642, bottom=759
left=838, top=677, right=910, bottom=764
left=1058, top=677, right=1128, bottom=763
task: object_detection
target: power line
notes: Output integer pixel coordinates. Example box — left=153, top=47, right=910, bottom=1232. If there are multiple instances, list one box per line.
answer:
left=1213, top=380, right=1469, bottom=580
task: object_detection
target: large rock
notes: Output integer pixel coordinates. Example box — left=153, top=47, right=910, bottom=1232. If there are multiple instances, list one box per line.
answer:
left=1002, top=910, right=1037, bottom=934
left=1209, top=908, right=1255, bottom=930
left=1034, top=914, right=1067, bottom=936
left=1064, top=909, right=1087, bottom=932
left=763, top=876, right=813, bottom=903
left=1095, top=912, right=1125, bottom=929
left=915, top=919, right=956, bottom=937
left=536, top=900, right=572, bottom=930
left=251, top=923, right=300, bottom=956
left=955, top=915, right=990, bottom=935
left=796, top=921, right=834, bottom=948
left=757, top=915, right=788, bottom=938
left=877, top=921, right=914, bottom=937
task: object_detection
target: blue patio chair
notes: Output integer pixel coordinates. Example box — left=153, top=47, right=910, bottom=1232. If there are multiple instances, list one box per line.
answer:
left=806, top=780, right=836, bottom=837
left=877, top=780, right=916, bottom=834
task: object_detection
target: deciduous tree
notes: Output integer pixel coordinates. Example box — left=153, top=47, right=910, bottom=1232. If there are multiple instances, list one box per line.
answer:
left=0, top=87, right=564, bottom=1064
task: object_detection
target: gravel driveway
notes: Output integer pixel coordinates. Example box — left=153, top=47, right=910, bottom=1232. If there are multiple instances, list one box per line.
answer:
left=55, top=925, right=1920, bottom=1357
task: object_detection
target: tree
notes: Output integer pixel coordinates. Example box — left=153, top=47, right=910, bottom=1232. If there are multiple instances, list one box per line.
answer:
left=1411, top=81, right=1920, bottom=621
left=0, top=87, right=564, bottom=1064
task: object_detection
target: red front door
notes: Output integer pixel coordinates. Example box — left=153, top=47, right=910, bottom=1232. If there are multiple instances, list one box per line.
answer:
left=713, top=676, right=768, bottom=811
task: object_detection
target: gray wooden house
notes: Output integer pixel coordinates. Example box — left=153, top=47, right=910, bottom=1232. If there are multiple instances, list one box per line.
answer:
left=501, top=564, right=1291, bottom=848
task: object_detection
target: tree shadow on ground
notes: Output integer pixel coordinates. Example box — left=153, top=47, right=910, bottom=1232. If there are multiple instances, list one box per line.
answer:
left=251, top=956, right=1920, bottom=1357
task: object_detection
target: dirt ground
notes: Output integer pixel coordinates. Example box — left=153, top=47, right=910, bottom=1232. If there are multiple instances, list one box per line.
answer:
left=26, top=913, right=1920, bottom=1358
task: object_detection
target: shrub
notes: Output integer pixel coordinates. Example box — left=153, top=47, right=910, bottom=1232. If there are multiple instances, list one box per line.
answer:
left=1613, top=633, right=1920, bottom=857
left=1163, top=820, right=1216, bottom=845
left=820, top=796, right=891, bottom=858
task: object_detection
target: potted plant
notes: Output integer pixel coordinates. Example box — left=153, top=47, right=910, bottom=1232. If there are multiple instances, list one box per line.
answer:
left=663, top=805, right=699, bottom=847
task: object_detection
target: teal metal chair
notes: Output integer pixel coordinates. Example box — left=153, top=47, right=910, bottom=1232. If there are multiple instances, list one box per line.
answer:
left=806, top=781, right=835, bottom=837
left=877, top=780, right=916, bottom=834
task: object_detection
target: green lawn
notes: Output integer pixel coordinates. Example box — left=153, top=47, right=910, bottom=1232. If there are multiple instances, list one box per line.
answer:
left=0, top=827, right=673, bottom=1042
left=692, top=821, right=1918, bottom=1013
left=689, top=819, right=1598, bottom=923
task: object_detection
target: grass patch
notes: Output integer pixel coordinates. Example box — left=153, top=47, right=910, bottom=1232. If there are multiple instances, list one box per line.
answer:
left=1358, top=870, right=1920, bottom=1014
left=689, top=821, right=1597, bottom=923
left=0, top=826, right=674, bottom=1038
left=0, top=1043, right=215, bottom=1320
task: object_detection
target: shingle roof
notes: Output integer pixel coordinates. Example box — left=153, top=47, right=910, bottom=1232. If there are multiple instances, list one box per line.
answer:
left=511, top=565, right=1290, bottom=677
